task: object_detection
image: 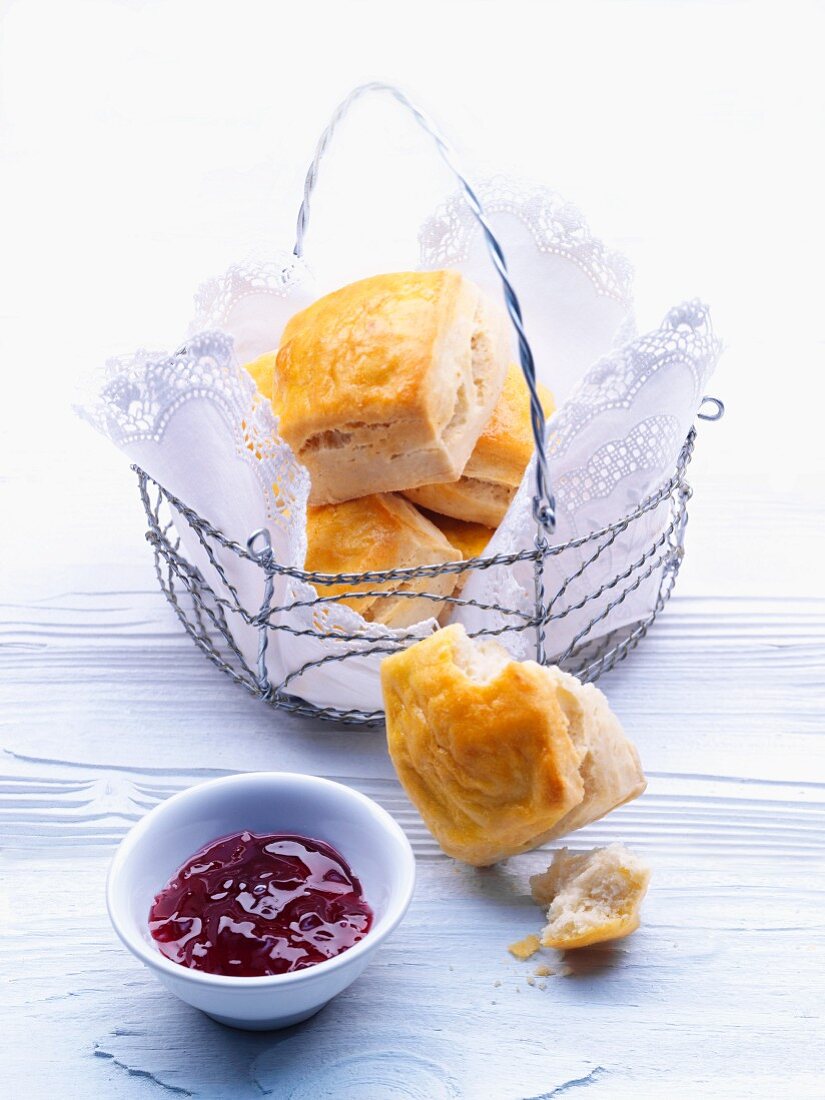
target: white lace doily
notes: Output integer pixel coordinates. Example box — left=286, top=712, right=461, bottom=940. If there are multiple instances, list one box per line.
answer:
left=76, top=178, right=720, bottom=713
left=418, top=177, right=637, bottom=404
left=451, top=299, right=719, bottom=658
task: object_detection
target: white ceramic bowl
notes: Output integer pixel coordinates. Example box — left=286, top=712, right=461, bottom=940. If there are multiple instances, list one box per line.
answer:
left=107, top=772, right=415, bottom=1030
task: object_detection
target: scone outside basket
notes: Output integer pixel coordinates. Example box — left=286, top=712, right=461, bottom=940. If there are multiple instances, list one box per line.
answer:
left=133, top=83, right=724, bottom=726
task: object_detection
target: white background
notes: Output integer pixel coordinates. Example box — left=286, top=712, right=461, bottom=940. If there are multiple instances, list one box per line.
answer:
left=2, top=0, right=824, bottom=594
left=2, top=1, right=824, bottom=1097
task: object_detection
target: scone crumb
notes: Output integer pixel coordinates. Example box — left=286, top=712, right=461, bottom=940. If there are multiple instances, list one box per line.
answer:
left=508, top=933, right=541, bottom=960
left=534, top=964, right=554, bottom=977
left=526, top=976, right=536, bottom=987
left=493, top=979, right=501, bottom=988
left=531, top=844, right=651, bottom=950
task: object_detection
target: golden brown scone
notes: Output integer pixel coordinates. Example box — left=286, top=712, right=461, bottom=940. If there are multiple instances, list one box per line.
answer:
left=380, top=625, right=646, bottom=866
left=418, top=511, right=494, bottom=609
left=274, top=271, right=509, bottom=505
left=404, top=363, right=556, bottom=526
left=305, top=494, right=461, bottom=629
left=420, top=511, right=494, bottom=561
left=530, top=844, right=651, bottom=949
left=243, top=351, right=277, bottom=399
left=382, top=625, right=584, bottom=865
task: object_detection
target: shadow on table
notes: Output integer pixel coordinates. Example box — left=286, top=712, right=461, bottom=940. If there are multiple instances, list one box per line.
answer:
left=558, top=942, right=623, bottom=978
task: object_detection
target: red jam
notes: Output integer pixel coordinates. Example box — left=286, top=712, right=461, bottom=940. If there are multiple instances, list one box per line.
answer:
left=148, top=831, right=373, bottom=977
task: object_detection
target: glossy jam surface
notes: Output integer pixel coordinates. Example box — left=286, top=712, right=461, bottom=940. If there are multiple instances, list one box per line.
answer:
left=148, top=831, right=373, bottom=977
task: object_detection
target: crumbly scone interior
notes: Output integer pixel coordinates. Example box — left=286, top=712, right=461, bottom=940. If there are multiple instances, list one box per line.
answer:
left=436, top=297, right=488, bottom=449
left=531, top=844, right=651, bottom=944
left=304, top=495, right=461, bottom=627
left=450, top=629, right=511, bottom=682
left=460, top=476, right=514, bottom=502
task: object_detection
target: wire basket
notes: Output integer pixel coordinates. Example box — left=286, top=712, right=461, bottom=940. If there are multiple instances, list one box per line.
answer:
left=132, top=83, right=724, bottom=726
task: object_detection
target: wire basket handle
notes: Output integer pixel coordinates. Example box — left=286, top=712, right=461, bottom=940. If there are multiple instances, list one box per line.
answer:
left=293, top=82, right=556, bottom=533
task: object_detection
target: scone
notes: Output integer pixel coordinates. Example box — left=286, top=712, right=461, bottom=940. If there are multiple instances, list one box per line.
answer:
left=418, top=511, right=494, bottom=605
left=420, top=511, right=494, bottom=561
left=404, top=363, right=556, bottom=526
left=274, top=271, right=510, bottom=504
left=305, top=494, right=461, bottom=629
left=380, top=625, right=646, bottom=866
left=530, top=844, right=651, bottom=949
left=244, top=350, right=277, bottom=399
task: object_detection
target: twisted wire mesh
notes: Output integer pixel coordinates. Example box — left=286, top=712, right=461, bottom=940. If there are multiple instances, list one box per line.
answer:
left=134, top=426, right=699, bottom=727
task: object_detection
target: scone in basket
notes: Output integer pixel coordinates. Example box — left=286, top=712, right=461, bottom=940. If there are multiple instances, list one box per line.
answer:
left=79, top=84, right=723, bottom=725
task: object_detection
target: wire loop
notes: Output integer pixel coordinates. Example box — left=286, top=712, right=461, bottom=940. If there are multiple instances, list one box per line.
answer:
left=698, top=395, right=725, bottom=421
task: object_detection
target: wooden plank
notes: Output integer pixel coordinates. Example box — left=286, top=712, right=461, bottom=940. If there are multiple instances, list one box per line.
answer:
left=3, top=590, right=824, bottom=781
left=4, top=837, right=824, bottom=1098
left=2, top=683, right=824, bottom=1097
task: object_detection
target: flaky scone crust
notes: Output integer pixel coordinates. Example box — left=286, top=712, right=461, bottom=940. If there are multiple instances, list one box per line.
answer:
left=275, top=270, right=467, bottom=448
left=463, top=363, right=556, bottom=486
left=305, top=494, right=459, bottom=624
left=381, top=626, right=585, bottom=866
left=419, top=511, right=493, bottom=561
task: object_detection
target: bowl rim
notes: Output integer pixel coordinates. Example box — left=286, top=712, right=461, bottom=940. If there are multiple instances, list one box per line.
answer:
left=106, top=770, right=416, bottom=989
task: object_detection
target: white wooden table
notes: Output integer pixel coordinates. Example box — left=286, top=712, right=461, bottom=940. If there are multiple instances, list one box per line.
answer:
left=3, top=2, right=824, bottom=1096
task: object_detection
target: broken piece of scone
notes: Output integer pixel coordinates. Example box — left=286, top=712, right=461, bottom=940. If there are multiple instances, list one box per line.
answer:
left=380, top=625, right=646, bottom=865
left=530, top=844, right=651, bottom=949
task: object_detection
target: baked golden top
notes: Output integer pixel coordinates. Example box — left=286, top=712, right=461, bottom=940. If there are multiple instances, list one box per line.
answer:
left=465, top=362, right=556, bottom=486
left=420, top=511, right=493, bottom=560
left=304, top=494, right=458, bottom=618
left=381, top=625, right=646, bottom=865
left=381, top=625, right=586, bottom=866
left=274, top=270, right=474, bottom=448
left=244, top=351, right=277, bottom=400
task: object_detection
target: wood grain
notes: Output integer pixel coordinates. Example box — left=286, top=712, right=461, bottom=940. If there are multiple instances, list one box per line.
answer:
left=3, top=544, right=825, bottom=1099
left=2, top=583, right=824, bottom=1097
